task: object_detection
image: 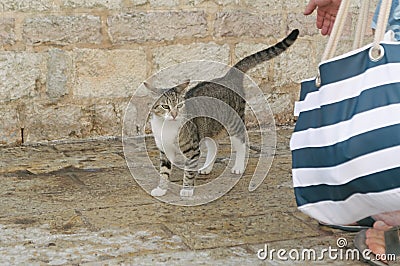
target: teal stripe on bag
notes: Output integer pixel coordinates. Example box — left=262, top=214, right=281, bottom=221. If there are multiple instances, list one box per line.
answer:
left=292, top=124, right=400, bottom=168
left=319, top=44, right=400, bottom=86
left=295, top=83, right=400, bottom=132
left=294, top=167, right=400, bottom=206
left=299, top=79, right=318, bottom=101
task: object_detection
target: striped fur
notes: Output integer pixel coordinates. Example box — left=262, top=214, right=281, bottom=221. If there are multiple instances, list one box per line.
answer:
left=232, top=29, right=299, bottom=73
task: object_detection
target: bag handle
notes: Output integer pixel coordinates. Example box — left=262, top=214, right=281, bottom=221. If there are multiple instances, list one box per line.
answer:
left=316, top=0, right=393, bottom=87
left=320, top=0, right=352, bottom=62
left=371, top=0, right=393, bottom=61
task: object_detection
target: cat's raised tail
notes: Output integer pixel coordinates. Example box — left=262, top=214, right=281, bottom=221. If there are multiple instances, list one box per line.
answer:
left=232, top=29, right=299, bottom=74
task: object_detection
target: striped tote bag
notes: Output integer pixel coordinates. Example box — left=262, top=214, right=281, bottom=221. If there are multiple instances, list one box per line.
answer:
left=290, top=0, right=400, bottom=225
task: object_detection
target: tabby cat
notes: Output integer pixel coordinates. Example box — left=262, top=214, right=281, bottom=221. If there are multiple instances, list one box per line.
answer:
left=144, top=29, right=299, bottom=197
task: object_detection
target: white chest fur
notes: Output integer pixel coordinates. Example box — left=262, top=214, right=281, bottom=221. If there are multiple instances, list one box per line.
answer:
left=150, top=115, right=182, bottom=157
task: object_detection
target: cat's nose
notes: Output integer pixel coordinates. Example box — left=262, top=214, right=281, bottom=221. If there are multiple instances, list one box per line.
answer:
left=170, top=110, right=178, bottom=119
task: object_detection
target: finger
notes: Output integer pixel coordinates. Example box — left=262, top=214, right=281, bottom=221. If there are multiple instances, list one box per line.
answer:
left=318, top=11, right=331, bottom=35
left=327, top=14, right=336, bottom=35
left=322, top=16, right=332, bottom=33
left=316, top=10, right=326, bottom=29
left=304, top=0, right=318, bottom=15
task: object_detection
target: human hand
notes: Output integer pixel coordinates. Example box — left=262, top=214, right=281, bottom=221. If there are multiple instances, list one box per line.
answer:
left=304, top=0, right=342, bottom=35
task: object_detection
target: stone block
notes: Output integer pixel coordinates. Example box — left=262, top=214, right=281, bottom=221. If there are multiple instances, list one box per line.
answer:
left=0, top=104, right=20, bottom=145
left=273, top=39, right=317, bottom=87
left=283, top=0, right=311, bottom=9
left=268, top=90, right=297, bottom=126
left=131, top=0, right=147, bottom=5
left=150, top=43, right=230, bottom=88
left=62, top=0, right=123, bottom=9
left=153, top=42, right=230, bottom=70
left=24, top=103, right=86, bottom=142
left=0, top=0, right=56, bottom=12
left=149, top=0, right=179, bottom=7
left=21, top=99, right=128, bottom=143
left=182, top=0, right=239, bottom=6
left=130, top=0, right=181, bottom=7
left=72, top=48, right=147, bottom=98
left=243, top=0, right=283, bottom=10
left=23, top=15, right=102, bottom=45
left=87, top=100, right=128, bottom=137
left=214, top=11, right=282, bottom=38
left=335, top=39, right=357, bottom=57
left=314, top=36, right=328, bottom=63
left=107, top=11, right=208, bottom=43
left=234, top=42, right=273, bottom=85
left=287, top=13, right=319, bottom=37
left=0, top=18, right=16, bottom=46
left=47, top=49, right=72, bottom=99
left=0, top=52, right=46, bottom=102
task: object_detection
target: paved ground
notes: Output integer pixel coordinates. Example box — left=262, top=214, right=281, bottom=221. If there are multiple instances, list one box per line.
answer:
left=0, top=128, right=368, bottom=265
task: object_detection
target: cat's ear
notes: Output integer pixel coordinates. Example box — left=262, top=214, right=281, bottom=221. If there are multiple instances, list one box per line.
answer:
left=175, top=79, right=190, bottom=94
left=143, top=81, right=159, bottom=95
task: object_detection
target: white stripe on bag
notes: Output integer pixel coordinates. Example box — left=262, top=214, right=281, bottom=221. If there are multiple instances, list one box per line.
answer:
left=298, top=188, right=400, bottom=225
left=290, top=103, right=400, bottom=150
left=292, top=145, right=400, bottom=187
left=294, top=63, right=400, bottom=116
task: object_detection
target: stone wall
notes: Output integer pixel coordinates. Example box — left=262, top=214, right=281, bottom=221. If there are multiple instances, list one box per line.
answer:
left=0, top=0, right=377, bottom=145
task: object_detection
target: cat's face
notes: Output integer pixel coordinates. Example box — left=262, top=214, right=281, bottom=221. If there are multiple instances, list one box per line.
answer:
left=145, top=81, right=189, bottom=122
left=152, top=90, right=185, bottom=121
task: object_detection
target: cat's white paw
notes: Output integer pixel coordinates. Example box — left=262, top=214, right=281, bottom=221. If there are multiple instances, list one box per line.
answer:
left=180, top=187, right=194, bottom=197
left=151, top=187, right=167, bottom=197
left=231, top=165, right=245, bottom=174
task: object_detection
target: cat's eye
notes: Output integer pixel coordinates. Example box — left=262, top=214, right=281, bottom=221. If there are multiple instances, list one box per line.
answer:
left=176, top=103, right=184, bottom=108
left=161, top=104, right=170, bottom=110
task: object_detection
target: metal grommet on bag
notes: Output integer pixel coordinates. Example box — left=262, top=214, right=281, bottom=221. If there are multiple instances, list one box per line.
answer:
left=369, top=44, right=385, bottom=62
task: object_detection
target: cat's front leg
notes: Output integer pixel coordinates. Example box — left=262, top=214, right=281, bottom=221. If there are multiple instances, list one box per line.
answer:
left=181, top=171, right=196, bottom=197
left=181, top=154, right=200, bottom=197
left=151, top=150, right=173, bottom=197
left=180, top=137, right=200, bottom=197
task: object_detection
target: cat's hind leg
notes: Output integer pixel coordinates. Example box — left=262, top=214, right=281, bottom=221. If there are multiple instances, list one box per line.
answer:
left=230, top=135, right=246, bottom=174
left=198, top=137, right=218, bottom=175
left=151, top=151, right=173, bottom=197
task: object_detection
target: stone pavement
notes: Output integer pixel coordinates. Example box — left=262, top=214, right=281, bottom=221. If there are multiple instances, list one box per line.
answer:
left=0, top=129, right=368, bottom=265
